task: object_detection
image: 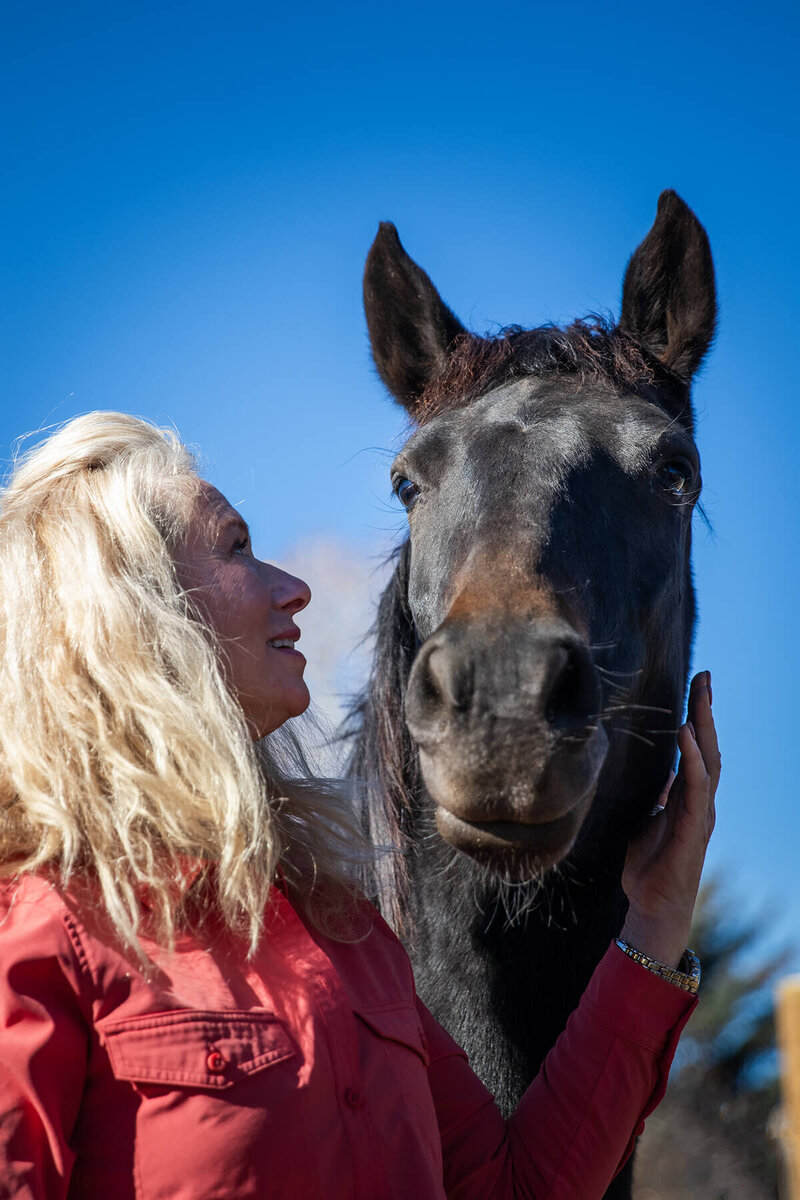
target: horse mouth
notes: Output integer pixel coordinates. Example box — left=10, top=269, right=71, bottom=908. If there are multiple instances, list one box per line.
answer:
left=434, top=803, right=586, bottom=869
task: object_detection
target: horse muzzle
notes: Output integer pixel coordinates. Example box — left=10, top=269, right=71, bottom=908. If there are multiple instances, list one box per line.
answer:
left=405, top=616, right=609, bottom=870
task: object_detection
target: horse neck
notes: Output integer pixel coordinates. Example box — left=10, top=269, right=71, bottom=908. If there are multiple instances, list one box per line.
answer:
left=404, top=807, right=629, bottom=1109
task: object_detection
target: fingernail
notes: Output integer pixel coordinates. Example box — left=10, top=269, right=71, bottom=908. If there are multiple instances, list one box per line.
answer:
left=687, top=720, right=696, bottom=740
left=706, top=670, right=713, bottom=706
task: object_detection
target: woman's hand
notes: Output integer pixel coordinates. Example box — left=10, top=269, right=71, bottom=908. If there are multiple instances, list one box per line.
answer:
left=620, top=671, right=720, bottom=968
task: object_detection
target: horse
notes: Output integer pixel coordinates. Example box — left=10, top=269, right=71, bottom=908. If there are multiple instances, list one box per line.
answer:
left=347, top=190, right=716, bottom=1199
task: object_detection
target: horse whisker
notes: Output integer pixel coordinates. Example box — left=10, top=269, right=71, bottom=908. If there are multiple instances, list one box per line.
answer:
left=600, top=703, right=673, bottom=715
left=614, top=727, right=656, bottom=749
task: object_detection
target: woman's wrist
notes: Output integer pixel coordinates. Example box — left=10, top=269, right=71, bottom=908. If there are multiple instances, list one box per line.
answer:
left=615, top=938, right=701, bottom=994
left=619, top=908, right=690, bottom=970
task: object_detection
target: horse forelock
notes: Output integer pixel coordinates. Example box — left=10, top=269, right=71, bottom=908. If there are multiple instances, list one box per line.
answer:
left=415, top=317, right=659, bottom=424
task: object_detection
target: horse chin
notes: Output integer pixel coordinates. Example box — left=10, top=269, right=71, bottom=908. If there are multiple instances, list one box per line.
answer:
left=420, top=724, right=609, bottom=878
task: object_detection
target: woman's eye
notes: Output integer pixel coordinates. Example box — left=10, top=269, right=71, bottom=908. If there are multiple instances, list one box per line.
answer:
left=394, top=478, right=421, bottom=510
left=655, top=460, right=693, bottom=496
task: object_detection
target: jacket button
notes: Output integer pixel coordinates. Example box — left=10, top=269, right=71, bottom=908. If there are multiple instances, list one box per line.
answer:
left=344, top=1087, right=363, bottom=1109
left=206, top=1049, right=227, bottom=1074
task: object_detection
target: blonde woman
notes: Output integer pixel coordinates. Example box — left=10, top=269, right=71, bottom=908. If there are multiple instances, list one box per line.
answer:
left=0, top=413, right=719, bottom=1200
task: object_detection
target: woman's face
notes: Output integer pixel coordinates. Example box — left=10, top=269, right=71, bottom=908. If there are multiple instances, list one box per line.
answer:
left=177, top=482, right=312, bottom=738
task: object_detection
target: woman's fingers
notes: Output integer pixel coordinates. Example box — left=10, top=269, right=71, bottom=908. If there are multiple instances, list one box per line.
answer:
left=651, top=769, right=675, bottom=815
left=688, top=671, right=721, bottom=792
left=673, top=671, right=720, bottom=836
left=675, top=723, right=711, bottom=825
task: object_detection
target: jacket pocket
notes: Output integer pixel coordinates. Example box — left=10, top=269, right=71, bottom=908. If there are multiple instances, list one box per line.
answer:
left=354, top=1002, right=430, bottom=1066
left=101, top=1008, right=295, bottom=1090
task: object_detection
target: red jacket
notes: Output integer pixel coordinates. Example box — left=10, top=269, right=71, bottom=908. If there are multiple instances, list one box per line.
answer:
left=0, top=873, right=694, bottom=1199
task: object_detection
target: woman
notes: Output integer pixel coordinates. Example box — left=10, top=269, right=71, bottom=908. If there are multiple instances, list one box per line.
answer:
left=0, top=413, right=719, bottom=1199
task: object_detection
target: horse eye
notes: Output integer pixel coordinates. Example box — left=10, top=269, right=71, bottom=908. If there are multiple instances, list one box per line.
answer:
left=656, top=459, right=693, bottom=496
left=395, top=478, right=421, bottom=510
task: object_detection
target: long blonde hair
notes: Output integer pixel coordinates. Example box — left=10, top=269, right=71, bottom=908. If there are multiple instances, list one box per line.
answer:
left=0, top=412, right=364, bottom=957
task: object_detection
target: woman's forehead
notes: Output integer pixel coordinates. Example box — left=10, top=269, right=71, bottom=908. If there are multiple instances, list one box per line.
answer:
left=188, top=482, right=245, bottom=543
left=199, top=481, right=234, bottom=517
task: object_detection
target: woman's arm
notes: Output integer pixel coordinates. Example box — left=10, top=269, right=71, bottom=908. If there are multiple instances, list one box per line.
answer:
left=421, top=943, right=695, bottom=1200
left=0, top=878, right=90, bottom=1199
left=426, top=672, right=719, bottom=1200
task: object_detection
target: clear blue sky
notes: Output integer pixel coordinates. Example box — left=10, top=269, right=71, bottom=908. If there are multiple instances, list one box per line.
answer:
left=2, top=1, right=798, bottom=962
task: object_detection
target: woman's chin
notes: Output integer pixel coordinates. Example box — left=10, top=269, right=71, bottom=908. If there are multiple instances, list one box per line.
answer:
left=251, top=682, right=311, bottom=737
left=287, top=682, right=312, bottom=721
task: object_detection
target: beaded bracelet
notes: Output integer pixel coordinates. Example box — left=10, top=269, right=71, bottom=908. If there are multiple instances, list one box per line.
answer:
left=614, top=938, right=701, bottom=994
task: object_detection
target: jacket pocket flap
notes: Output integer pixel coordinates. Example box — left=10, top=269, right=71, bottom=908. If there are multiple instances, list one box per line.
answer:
left=102, top=1009, right=295, bottom=1090
left=354, top=1004, right=430, bottom=1065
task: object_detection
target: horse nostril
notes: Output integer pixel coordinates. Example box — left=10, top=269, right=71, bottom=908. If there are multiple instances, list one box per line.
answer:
left=429, top=648, right=474, bottom=713
left=417, top=647, right=446, bottom=716
left=408, top=626, right=599, bottom=745
left=544, top=642, right=598, bottom=735
left=406, top=640, right=475, bottom=738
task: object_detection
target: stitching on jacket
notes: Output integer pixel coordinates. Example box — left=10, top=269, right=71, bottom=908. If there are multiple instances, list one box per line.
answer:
left=109, top=1056, right=293, bottom=1086
left=102, top=1009, right=284, bottom=1034
left=61, top=907, right=100, bottom=1006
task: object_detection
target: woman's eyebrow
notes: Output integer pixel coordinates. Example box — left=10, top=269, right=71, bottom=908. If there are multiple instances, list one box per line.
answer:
left=219, top=516, right=251, bottom=540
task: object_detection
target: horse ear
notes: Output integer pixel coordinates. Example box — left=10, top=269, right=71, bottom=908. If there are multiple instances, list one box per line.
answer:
left=363, top=223, right=466, bottom=414
left=619, top=190, right=717, bottom=382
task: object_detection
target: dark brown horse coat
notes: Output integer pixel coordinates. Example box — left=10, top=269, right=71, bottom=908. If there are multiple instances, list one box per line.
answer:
left=349, top=191, right=716, bottom=1200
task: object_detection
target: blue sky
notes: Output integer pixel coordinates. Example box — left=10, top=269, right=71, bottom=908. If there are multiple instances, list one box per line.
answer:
left=2, top=1, right=798, bottom=963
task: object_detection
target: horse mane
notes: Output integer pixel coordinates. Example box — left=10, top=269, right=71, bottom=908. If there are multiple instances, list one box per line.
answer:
left=345, top=541, right=420, bottom=933
left=416, top=316, right=657, bottom=423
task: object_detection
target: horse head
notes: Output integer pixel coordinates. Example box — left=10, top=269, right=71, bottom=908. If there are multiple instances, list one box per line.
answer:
left=362, top=192, right=716, bottom=893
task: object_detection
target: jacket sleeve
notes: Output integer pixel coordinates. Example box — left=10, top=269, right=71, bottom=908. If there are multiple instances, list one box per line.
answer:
left=0, top=881, right=91, bottom=1199
left=420, top=940, right=697, bottom=1200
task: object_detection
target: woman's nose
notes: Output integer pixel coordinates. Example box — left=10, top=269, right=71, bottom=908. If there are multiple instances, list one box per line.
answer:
left=270, top=566, right=311, bottom=614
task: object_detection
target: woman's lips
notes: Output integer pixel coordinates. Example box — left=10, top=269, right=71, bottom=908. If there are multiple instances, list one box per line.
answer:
left=267, top=643, right=305, bottom=661
left=266, top=627, right=303, bottom=656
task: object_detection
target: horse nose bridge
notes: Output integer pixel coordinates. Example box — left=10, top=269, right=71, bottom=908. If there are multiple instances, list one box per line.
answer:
left=445, top=541, right=557, bottom=625
left=478, top=621, right=600, bottom=727
left=405, top=616, right=601, bottom=743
